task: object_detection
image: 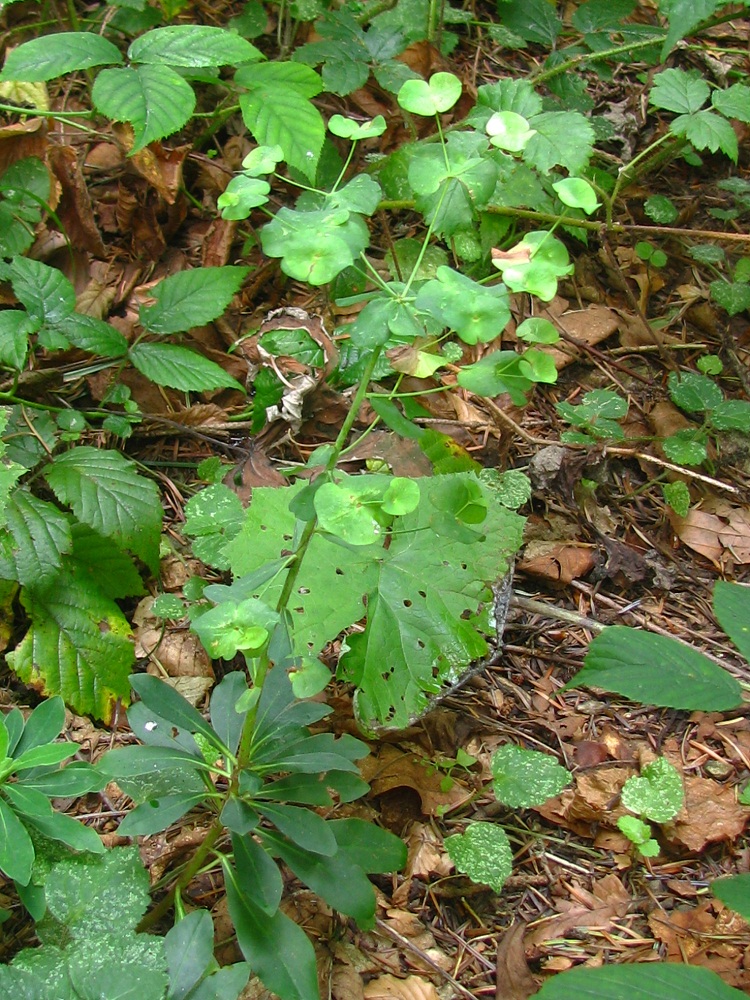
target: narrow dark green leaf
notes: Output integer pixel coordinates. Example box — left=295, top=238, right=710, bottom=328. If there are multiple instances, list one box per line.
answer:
left=224, top=863, right=319, bottom=1000
left=256, top=802, right=337, bottom=856
left=329, top=818, right=407, bottom=873
left=14, top=695, right=65, bottom=755
left=117, top=792, right=208, bottom=836
left=129, top=674, right=228, bottom=752
left=2, top=782, right=53, bottom=820
left=19, top=761, right=104, bottom=797
left=13, top=742, right=76, bottom=772
left=210, top=671, right=249, bottom=756
left=232, top=831, right=283, bottom=916
left=2, top=707, right=23, bottom=755
left=258, top=773, right=334, bottom=806
left=24, top=808, right=106, bottom=854
left=260, top=828, right=376, bottom=928
left=220, top=798, right=259, bottom=835
left=165, top=909, right=215, bottom=1000
left=99, top=744, right=209, bottom=779
left=0, top=797, right=34, bottom=883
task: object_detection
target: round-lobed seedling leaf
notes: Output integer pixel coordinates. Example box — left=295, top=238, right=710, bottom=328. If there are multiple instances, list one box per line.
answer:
left=241, top=144, right=284, bottom=176
left=552, top=177, right=599, bottom=214
left=381, top=478, right=420, bottom=516
left=486, top=110, right=536, bottom=152
left=491, top=744, right=570, bottom=808
left=314, top=481, right=384, bottom=545
left=397, top=72, right=462, bottom=116
left=328, top=114, right=387, bottom=140
left=516, top=317, right=559, bottom=344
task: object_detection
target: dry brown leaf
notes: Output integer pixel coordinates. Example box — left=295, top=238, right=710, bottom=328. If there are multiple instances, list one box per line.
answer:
left=359, top=744, right=474, bottom=815
left=516, top=541, right=596, bottom=585
left=662, top=775, right=750, bottom=851
left=363, top=975, right=441, bottom=1000
left=129, top=141, right=190, bottom=204
left=403, top=822, right=454, bottom=881
left=495, top=923, right=536, bottom=1000
left=538, top=304, right=620, bottom=370
left=669, top=500, right=750, bottom=567
left=48, top=144, right=106, bottom=256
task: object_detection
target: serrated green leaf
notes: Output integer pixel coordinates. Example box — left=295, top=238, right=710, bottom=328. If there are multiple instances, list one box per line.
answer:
left=672, top=109, right=738, bottom=161
left=139, top=266, right=249, bottom=335
left=0, top=797, right=34, bottom=883
left=712, top=83, right=750, bottom=124
left=10, top=256, right=75, bottom=327
left=237, top=62, right=324, bottom=180
left=128, top=25, right=262, bottom=67
left=650, top=68, right=709, bottom=114
left=0, top=32, right=122, bottom=82
left=224, top=862, right=319, bottom=1000
left=444, top=822, right=512, bottom=892
left=92, top=65, right=195, bottom=153
left=524, top=111, right=594, bottom=174
left=44, top=446, right=161, bottom=573
left=621, top=756, right=683, bottom=823
left=129, top=342, right=245, bottom=393
left=0, top=490, right=72, bottom=587
left=54, top=314, right=128, bottom=358
left=491, top=745, right=570, bottom=807
left=66, top=524, right=145, bottom=601
left=564, top=625, right=743, bottom=711
left=8, top=571, right=134, bottom=721
left=0, top=310, right=34, bottom=369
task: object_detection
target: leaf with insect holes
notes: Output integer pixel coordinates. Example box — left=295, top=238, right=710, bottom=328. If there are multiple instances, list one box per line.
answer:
left=44, top=447, right=161, bottom=574
left=92, top=65, right=195, bottom=153
left=0, top=32, right=122, bottom=82
left=444, top=822, right=512, bottom=892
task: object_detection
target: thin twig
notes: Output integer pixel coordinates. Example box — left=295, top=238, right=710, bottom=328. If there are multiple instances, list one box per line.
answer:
left=375, top=917, right=480, bottom=1000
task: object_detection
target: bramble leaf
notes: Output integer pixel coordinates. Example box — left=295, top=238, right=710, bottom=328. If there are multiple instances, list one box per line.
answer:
left=0, top=32, right=122, bottom=81
left=45, top=446, right=161, bottom=574
left=92, top=65, right=195, bottom=153
left=139, top=266, right=249, bottom=335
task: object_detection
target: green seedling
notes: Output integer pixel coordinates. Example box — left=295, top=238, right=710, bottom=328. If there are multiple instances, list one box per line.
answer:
left=617, top=757, right=684, bottom=857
